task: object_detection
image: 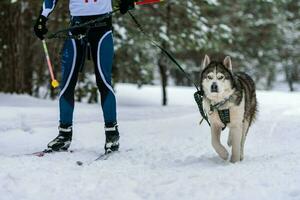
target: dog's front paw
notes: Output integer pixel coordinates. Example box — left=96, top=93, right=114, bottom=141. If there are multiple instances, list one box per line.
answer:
left=218, top=148, right=229, bottom=160
left=230, top=155, right=240, bottom=163
left=240, top=153, right=244, bottom=161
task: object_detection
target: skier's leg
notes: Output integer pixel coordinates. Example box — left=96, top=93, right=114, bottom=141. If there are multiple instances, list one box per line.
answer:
left=89, top=25, right=119, bottom=153
left=59, top=39, right=85, bottom=125
left=47, top=36, right=85, bottom=151
left=91, top=30, right=117, bottom=125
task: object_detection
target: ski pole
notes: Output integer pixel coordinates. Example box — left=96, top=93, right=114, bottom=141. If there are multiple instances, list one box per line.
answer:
left=114, top=0, right=163, bottom=9
left=42, top=40, right=59, bottom=88
left=135, top=0, right=164, bottom=6
left=112, top=0, right=163, bottom=14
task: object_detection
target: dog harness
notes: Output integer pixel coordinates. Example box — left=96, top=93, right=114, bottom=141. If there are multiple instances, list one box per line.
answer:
left=194, top=91, right=232, bottom=130
left=210, top=97, right=233, bottom=129
left=41, top=0, right=112, bottom=17
left=217, top=109, right=230, bottom=126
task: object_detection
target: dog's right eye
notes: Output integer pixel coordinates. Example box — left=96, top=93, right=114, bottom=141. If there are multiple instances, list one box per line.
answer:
left=207, top=75, right=213, bottom=80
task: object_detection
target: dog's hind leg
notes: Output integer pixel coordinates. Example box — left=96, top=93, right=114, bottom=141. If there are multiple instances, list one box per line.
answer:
left=240, top=121, right=250, bottom=161
left=230, top=125, right=243, bottom=163
left=211, top=125, right=229, bottom=160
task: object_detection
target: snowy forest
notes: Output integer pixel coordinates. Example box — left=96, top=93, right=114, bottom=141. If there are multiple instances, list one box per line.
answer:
left=0, top=0, right=299, bottom=105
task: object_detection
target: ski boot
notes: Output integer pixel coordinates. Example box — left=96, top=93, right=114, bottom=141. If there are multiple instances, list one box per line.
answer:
left=46, top=124, right=73, bottom=152
left=104, top=123, right=120, bottom=154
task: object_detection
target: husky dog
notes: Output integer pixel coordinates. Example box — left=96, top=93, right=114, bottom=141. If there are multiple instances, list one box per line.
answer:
left=200, top=55, right=257, bottom=163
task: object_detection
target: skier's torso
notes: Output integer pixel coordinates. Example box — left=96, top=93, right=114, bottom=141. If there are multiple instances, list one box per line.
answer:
left=42, top=0, right=112, bottom=17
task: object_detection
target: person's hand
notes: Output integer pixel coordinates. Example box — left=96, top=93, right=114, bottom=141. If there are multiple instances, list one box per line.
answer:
left=34, top=15, right=48, bottom=40
left=119, top=0, right=135, bottom=15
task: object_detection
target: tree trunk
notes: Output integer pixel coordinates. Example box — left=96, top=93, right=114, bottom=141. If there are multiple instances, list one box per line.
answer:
left=284, top=65, right=294, bottom=92
left=0, top=1, right=36, bottom=94
left=266, top=66, right=275, bottom=90
left=158, top=53, right=168, bottom=106
left=157, top=3, right=171, bottom=106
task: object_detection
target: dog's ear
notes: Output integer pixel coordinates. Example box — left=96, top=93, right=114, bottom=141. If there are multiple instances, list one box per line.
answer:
left=202, top=55, right=210, bottom=69
left=223, top=56, right=233, bottom=71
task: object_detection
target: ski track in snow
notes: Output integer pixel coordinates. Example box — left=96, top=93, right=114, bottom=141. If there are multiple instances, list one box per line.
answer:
left=0, top=84, right=300, bottom=200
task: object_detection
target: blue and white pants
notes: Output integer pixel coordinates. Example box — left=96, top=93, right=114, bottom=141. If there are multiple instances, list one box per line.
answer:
left=59, top=14, right=117, bottom=127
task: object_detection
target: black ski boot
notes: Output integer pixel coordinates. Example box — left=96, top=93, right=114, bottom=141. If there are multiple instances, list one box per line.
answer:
left=46, top=124, right=72, bottom=152
left=104, top=123, right=120, bottom=154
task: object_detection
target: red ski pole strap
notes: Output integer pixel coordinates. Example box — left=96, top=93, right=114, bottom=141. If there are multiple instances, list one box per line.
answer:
left=135, top=0, right=163, bottom=6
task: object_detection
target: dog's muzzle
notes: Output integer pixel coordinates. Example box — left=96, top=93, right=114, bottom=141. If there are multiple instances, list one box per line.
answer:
left=211, top=82, right=218, bottom=93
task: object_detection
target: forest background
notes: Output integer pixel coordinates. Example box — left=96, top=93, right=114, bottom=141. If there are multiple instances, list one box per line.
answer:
left=0, top=0, right=299, bottom=105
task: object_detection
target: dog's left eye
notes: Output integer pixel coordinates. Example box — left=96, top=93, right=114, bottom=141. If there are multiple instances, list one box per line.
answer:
left=217, top=75, right=224, bottom=80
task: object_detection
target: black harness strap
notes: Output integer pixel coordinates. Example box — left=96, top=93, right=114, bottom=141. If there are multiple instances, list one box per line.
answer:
left=194, top=90, right=210, bottom=126
left=46, top=9, right=119, bottom=40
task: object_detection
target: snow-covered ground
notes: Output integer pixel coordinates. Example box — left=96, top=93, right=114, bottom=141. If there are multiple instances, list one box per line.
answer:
left=0, top=84, right=300, bottom=200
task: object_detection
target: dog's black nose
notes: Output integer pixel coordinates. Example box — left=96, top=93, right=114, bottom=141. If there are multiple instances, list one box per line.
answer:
left=211, top=82, right=218, bottom=93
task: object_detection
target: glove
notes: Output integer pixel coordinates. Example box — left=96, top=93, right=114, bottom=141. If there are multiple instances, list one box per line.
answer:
left=119, top=0, right=135, bottom=15
left=34, top=15, right=48, bottom=40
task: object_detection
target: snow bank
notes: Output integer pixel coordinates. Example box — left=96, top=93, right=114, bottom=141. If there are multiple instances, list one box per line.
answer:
left=0, top=84, right=300, bottom=200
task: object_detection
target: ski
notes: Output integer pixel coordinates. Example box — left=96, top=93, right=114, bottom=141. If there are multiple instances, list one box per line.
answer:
left=76, top=149, right=133, bottom=166
left=25, top=149, right=74, bottom=157
left=94, top=151, right=118, bottom=161
left=31, top=151, right=49, bottom=157
left=76, top=152, right=118, bottom=166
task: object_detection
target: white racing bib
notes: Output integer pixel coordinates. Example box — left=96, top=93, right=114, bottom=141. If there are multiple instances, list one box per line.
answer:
left=42, top=0, right=112, bottom=17
left=70, top=0, right=112, bottom=16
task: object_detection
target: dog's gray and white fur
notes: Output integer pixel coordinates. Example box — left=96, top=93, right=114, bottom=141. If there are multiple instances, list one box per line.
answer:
left=200, top=55, right=257, bottom=163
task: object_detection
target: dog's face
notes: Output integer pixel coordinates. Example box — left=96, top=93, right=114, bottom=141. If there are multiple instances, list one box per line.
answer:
left=201, top=55, right=235, bottom=101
